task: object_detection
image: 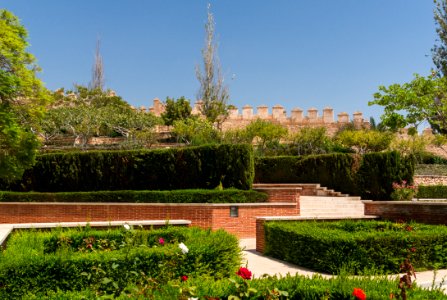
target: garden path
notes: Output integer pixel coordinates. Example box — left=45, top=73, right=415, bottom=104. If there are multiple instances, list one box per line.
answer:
left=239, top=238, right=447, bottom=294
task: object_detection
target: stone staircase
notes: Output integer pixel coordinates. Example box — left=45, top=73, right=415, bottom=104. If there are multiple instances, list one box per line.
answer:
left=253, top=183, right=365, bottom=218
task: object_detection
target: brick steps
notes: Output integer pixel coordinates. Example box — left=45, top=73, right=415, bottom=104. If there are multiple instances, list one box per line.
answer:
left=253, top=183, right=350, bottom=197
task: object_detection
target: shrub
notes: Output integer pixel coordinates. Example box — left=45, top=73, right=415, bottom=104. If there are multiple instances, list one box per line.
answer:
left=0, top=226, right=241, bottom=298
left=417, top=185, right=447, bottom=199
left=0, top=144, right=254, bottom=192
left=263, top=220, right=447, bottom=275
left=0, top=189, right=268, bottom=203
left=254, top=153, right=358, bottom=195
left=255, top=151, right=415, bottom=200
left=356, top=152, right=414, bottom=200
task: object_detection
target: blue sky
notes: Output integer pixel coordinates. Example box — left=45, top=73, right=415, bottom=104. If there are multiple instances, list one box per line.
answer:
left=2, top=1, right=437, bottom=122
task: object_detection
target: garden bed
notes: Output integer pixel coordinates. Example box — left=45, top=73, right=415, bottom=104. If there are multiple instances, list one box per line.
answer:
left=0, top=226, right=241, bottom=298
left=263, top=219, right=447, bottom=274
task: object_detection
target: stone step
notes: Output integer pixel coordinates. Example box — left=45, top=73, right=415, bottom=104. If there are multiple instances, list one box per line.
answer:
left=254, top=183, right=352, bottom=197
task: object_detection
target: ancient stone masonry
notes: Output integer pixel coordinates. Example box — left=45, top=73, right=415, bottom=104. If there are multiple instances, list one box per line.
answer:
left=147, top=98, right=370, bottom=135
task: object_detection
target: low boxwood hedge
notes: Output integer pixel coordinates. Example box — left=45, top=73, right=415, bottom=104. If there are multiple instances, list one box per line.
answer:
left=0, top=189, right=268, bottom=203
left=20, top=273, right=447, bottom=299
left=263, top=220, right=447, bottom=275
left=0, top=226, right=241, bottom=298
left=416, top=185, right=447, bottom=199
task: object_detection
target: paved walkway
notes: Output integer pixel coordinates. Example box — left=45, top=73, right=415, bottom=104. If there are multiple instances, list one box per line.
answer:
left=240, top=238, right=447, bottom=294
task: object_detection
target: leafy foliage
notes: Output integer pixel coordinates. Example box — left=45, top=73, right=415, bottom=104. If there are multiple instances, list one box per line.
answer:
left=0, top=10, right=49, bottom=180
left=335, top=129, right=394, bottom=154
left=244, top=119, right=288, bottom=155
left=369, top=73, right=447, bottom=134
left=0, top=144, right=254, bottom=192
left=264, top=220, right=447, bottom=274
left=0, top=189, right=268, bottom=203
left=0, top=226, right=241, bottom=298
left=416, top=185, right=447, bottom=198
left=432, top=0, right=447, bottom=77
left=172, top=117, right=220, bottom=145
left=161, top=96, right=192, bottom=126
left=255, top=152, right=414, bottom=200
left=287, top=127, right=336, bottom=155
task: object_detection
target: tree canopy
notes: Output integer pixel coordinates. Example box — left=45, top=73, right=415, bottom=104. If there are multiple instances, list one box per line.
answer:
left=161, top=96, right=192, bottom=126
left=369, top=73, right=447, bottom=134
left=0, top=9, right=49, bottom=180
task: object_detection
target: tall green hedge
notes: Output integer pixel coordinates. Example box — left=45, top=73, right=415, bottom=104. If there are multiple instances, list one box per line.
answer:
left=417, top=185, right=447, bottom=199
left=255, top=151, right=414, bottom=200
left=0, top=144, right=254, bottom=192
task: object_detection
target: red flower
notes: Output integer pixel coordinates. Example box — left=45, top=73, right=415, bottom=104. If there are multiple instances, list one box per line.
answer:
left=352, top=288, right=366, bottom=300
left=158, top=237, right=165, bottom=245
left=236, top=267, right=252, bottom=280
left=405, top=226, right=413, bottom=232
left=410, top=247, right=416, bottom=253
left=181, top=275, right=188, bottom=281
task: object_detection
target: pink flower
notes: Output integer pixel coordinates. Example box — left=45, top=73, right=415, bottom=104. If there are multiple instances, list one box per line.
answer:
left=158, top=237, right=165, bottom=245
left=236, top=267, right=252, bottom=280
left=181, top=275, right=188, bottom=281
left=410, top=247, right=416, bottom=253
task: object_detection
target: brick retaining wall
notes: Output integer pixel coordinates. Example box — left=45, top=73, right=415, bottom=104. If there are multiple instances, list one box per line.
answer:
left=0, top=188, right=300, bottom=238
left=364, top=201, right=447, bottom=225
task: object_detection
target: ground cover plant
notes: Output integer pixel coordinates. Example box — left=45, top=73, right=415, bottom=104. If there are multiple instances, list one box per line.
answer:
left=0, top=225, right=241, bottom=298
left=263, top=219, right=447, bottom=275
left=0, top=189, right=268, bottom=203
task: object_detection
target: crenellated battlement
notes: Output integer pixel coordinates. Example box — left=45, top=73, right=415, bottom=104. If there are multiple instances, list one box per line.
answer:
left=143, top=98, right=370, bottom=135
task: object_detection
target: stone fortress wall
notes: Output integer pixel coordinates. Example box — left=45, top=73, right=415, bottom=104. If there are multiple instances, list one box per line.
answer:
left=141, top=98, right=370, bottom=136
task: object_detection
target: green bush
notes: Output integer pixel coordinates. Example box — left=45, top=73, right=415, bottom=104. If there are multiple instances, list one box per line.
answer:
left=417, top=185, right=447, bottom=199
left=0, top=189, right=268, bottom=203
left=20, top=273, right=447, bottom=299
left=263, top=220, right=447, bottom=275
left=0, top=144, right=254, bottom=192
left=0, top=226, right=241, bottom=298
left=356, top=152, right=415, bottom=200
left=255, top=151, right=414, bottom=200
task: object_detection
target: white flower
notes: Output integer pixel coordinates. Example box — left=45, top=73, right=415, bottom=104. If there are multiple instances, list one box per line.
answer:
left=178, top=242, right=189, bottom=254
left=123, top=223, right=131, bottom=230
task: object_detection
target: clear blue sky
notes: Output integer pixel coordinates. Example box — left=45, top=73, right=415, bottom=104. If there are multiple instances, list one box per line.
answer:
left=2, top=1, right=437, bottom=122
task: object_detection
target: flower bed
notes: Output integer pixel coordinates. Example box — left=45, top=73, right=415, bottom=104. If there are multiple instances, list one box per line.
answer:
left=263, top=220, right=447, bottom=274
left=0, top=226, right=241, bottom=298
left=18, top=273, right=446, bottom=299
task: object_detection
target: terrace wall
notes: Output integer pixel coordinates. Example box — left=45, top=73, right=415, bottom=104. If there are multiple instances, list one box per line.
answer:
left=363, top=201, right=447, bottom=225
left=0, top=188, right=300, bottom=238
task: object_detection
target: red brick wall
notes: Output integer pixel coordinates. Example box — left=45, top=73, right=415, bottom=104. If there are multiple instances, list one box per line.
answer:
left=364, top=201, right=447, bottom=225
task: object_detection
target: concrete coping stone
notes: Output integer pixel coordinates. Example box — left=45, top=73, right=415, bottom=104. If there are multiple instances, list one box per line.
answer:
left=0, top=220, right=191, bottom=247
left=0, top=202, right=296, bottom=207
left=362, top=200, right=447, bottom=205
left=256, top=215, right=379, bottom=221
left=253, top=187, right=303, bottom=191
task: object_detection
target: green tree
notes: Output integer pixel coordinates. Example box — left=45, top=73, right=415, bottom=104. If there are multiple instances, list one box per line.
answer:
left=244, top=119, right=288, bottom=155
left=369, top=73, right=447, bottom=134
left=196, top=4, right=229, bottom=128
left=172, top=117, right=220, bottom=145
left=161, top=96, right=192, bottom=126
left=335, top=129, right=394, bottom=154
left=0, top=10, right=49, bottom=180
left=432, top=0, right=447, bottom=77
left=289, top=127, right=334, bottom=156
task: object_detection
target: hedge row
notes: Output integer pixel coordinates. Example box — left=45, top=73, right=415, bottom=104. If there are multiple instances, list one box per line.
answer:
left=417, top=185, right=447, bottom=199
left=0, top=189, right=268, bottom=203
left=0, top=226, right=241, bottom=298
left=263, top=220, right=447, bottom=275
left=255, top=151, right=414, bottom=200
left=20, top=273, right=446, bottom=299
left=0, top=144, right=254, bottom=192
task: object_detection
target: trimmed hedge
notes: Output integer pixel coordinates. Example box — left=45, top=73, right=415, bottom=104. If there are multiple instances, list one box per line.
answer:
left=263, top=220, right=447, bottom=275
left=0, top=226, right=241, bottom=298
left=0, top=144, right=254, bottom=192
left=0, top=189, right=268, bottom=203
left=417, top=185, right=447, bottom=199
left=20, top=273, right=447, bottom=299
left=255, top=151, right=414, bottom=200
